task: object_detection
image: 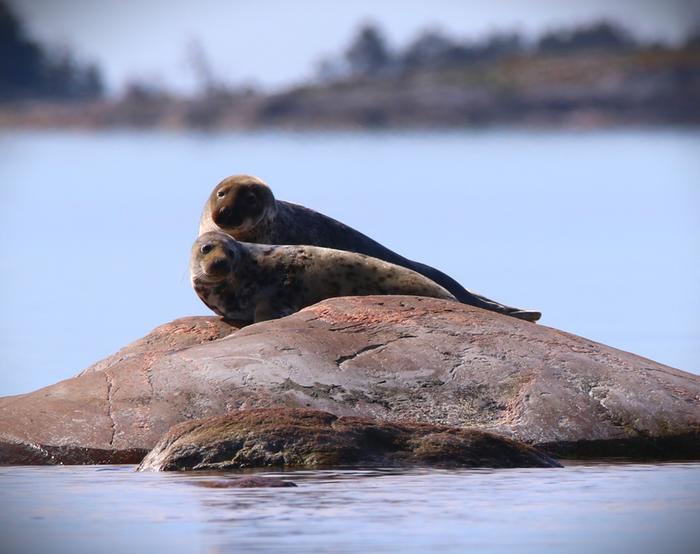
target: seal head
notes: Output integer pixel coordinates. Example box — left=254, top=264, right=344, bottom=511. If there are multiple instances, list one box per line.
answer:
left=206, top=175, right=277, bottom=238
left=190, top=233, right=238, bottom=284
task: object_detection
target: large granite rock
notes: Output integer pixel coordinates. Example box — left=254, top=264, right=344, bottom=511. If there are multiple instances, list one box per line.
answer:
left=0, top=317, right=238, bottom=465
left=1, top=296, right=698, bottom=464
left=138, top=408, right=560, bottom=471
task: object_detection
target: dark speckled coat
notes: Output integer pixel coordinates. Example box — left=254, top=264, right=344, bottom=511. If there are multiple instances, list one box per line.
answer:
left=191, top=233, right=457, bottom=324
left=224, top=200, right=540, bottom=321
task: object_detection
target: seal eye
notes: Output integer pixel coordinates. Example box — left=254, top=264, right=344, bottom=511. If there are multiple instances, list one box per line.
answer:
left=216, top=189, right=227, bottom=199
left=200, top=243, right=214, bottom=255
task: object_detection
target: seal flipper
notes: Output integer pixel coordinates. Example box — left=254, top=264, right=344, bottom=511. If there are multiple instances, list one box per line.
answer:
left=466, top=291, right=541, bottom=322
left=508, top=310, right=542, bottom=322
left=409, top=260, right=541, bottom=322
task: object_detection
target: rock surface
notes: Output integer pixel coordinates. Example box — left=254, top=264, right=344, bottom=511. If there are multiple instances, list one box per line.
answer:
left=1, top=296, right=698, bottom=465
left=138, top=408, right=560, bottom=471
left=0, top=317, right=239, bottom=465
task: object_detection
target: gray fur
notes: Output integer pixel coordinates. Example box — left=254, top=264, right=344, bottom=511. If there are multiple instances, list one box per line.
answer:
left=190, top=231, right=456, bottom=324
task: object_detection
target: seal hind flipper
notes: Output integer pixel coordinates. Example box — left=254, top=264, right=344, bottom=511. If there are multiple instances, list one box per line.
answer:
left=409, top=260, right=541, bottom=321
left=506, top=310, right=542, bottom=322
left=467, top=290, right=542, bottom=322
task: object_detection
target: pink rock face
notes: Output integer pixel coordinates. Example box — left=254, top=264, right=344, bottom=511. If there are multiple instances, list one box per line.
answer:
left=1, top=297, right=698, bottom=465
left=0, top=316, right=239, bottom=464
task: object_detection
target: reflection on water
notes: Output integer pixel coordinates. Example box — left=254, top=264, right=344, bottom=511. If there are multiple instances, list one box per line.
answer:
left=1, top=463, right=699, bottom=553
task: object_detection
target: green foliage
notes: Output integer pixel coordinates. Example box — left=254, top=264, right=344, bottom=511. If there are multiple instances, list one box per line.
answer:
left=686, top=26, right=700, bottom=49
left=537, top=21, right=635, bottom=53
left=331, top=18, right=667, bottom=80
left=345, top=23, right=390, bottom=76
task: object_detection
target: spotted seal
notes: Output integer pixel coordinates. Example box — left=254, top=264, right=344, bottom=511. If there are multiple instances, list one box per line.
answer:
left=199, top=174, right=541, bottom=321
left=190, top=231, right=456, bottom=323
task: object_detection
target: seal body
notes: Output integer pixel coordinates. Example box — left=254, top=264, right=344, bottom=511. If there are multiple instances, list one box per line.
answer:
left=199, top=175, right=541, bottom=322
left=190, top=231, right=457, bottom=323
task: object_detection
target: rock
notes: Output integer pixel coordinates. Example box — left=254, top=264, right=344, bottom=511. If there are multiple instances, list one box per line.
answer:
left=0, top=316, right=239, bottom=465
left=0, top=433, right=148, bottom=465
left=1, top=296, right=698, bottom=465
left=190, top=477, right=297, bottom=488
left=79, top=315, right=238, bottom=376
left=137, top=408, right=560, bottom=471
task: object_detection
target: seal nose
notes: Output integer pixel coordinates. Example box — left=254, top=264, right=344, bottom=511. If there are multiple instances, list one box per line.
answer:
left=215, top=205, right=243, bottom=227
left=209, top=258, right=230, bottom=274
left=200, top=243, right=215, bottom=255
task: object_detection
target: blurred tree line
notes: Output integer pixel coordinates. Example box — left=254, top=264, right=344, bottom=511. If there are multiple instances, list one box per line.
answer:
left=320, top=20, right=700, bottom=80
left=0, top=1, right=103, bottom=101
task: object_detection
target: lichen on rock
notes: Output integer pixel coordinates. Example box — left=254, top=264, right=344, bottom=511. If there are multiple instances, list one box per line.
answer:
left=137, top=408, right=561, bottom=471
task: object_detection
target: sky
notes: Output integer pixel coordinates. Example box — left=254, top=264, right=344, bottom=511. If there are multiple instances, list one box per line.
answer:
left=10, top=0, right=700, bottom=95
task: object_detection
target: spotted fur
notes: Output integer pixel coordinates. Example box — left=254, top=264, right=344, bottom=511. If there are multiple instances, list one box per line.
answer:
left=190, top=231, right=456, bottom=324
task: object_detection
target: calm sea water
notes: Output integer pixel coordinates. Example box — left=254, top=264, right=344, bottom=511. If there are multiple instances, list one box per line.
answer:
left=1, top=463, right=699, bottom=554
left=0, top=129, right=699, bottom=395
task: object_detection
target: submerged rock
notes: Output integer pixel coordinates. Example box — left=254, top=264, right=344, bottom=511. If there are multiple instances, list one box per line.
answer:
left=1, top=296, right=698, bottom=465
left=137, top=408, right=560, bottom=471
left=190, top=476, right=297, bottom=488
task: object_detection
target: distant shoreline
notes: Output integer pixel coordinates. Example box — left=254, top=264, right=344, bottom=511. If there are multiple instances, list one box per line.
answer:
left=2, top=48, right=698, bottom=131
left=2, top=114, right=699, bottom=132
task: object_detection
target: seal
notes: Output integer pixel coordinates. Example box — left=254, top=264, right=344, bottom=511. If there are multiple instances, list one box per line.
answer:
left=199, top=175, right=541, bottom=321
left=190, top=231, right=457, bottom=323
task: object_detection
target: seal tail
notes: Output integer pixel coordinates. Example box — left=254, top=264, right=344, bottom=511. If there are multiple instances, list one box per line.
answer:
left=469, top=292, right=541, bottom=322
left=503, top=309, right=542, bottom=322
left=407, top=260, right=541, bottom=322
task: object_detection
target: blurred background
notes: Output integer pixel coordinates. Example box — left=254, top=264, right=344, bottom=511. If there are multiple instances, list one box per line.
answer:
left=1, top=0, right=699, bottom=396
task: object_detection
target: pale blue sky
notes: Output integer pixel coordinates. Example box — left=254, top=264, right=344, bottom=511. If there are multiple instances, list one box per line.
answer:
left=10, top=0, right=700, bottom=94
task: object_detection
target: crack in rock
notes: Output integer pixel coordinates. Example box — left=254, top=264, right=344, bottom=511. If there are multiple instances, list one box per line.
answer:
left=335, top=344, right=386, bottom=366
left=334, top=334, right=418, bottom=368
left=146, top=364, right=154, bottom=399
left=104, top=371, right=117, bottom=447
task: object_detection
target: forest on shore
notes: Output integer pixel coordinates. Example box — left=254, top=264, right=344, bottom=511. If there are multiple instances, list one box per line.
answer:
left=2, top=0, right=699, bottom=129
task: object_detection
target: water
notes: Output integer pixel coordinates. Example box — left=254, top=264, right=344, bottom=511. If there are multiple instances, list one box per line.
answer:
left=1, top=463, right=699, bottom=553
left=0, top=129, right=699, bottom=396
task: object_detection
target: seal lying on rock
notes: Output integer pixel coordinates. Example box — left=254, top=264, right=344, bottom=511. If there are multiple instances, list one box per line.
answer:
left=190, top=231, right=456, bottom=323
left=199, top=174, right=541, bottom=322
